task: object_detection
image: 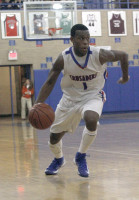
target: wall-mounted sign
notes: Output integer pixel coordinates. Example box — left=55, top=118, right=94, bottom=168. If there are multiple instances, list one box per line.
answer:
left=8, top=50, right=17, bottom=60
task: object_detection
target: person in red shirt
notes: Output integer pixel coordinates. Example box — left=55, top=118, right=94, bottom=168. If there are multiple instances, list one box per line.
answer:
left=21, top=79, right=34, bottom=120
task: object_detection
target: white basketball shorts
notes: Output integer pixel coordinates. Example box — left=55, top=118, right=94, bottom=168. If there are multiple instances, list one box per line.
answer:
left=50, top=91, right=106, bottom=134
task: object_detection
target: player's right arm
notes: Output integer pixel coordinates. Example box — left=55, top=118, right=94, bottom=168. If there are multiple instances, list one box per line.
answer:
left=99, top=49, right=129, bottom=84
left=35, top=53, right=64, bottom=103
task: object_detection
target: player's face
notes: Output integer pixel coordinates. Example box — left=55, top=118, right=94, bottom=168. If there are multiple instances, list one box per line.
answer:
left=71, top=30, right=90, bottom=57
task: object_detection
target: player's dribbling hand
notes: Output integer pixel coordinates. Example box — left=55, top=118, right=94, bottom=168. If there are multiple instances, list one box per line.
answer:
left=117, top=76, right=130, bottom=84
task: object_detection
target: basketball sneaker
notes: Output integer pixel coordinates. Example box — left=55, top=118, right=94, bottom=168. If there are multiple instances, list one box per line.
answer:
left=74, top=152, right=89, bottom=177
left=45, top=157, right=65, bottom=175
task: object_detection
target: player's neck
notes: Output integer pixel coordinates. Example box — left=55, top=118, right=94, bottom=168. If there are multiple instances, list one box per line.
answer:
left=73, top=47, right=88, bottom=58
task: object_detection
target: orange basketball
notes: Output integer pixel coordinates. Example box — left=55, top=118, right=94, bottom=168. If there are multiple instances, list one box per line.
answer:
left=29, top=103, right=55, bottom=130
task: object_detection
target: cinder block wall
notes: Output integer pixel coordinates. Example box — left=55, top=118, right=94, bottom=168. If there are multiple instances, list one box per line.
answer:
left=0, top=9, right=138, bottom=68
left=0, top=9, right=138, bottom=115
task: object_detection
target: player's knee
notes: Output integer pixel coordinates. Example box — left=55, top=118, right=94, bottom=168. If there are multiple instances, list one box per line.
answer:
left=50, top=133, right=60, bottom=144
left=84, top=111, right=99, bottom=131
left=50, top=132, right=65, bottom=144
left=86, top=119, right=98, bottom=131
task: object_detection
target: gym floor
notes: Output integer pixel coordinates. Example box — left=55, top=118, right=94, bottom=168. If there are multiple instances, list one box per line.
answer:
left=0, top=112, right=139, bottom=200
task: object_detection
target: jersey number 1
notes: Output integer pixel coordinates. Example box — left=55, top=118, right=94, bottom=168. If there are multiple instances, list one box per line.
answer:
left=83, top=82, right=87, bottom=90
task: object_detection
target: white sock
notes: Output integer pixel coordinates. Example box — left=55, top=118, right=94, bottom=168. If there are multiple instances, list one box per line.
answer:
left=78, top=127, right=97, bottom=153
left=48, top=140, right=63, bottom=159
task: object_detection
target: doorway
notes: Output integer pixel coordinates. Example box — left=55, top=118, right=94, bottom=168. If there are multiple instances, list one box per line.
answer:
left=0, top=64, right=33, bottom=117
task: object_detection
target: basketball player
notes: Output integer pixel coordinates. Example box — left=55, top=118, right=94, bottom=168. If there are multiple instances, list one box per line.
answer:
left=35, top=24, right=129, bottom=177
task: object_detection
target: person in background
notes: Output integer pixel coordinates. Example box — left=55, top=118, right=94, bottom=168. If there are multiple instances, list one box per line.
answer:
left=21, top=79, right=34, bottom=120
left=1, top=0, right=13, bottom=9
left=13, top=0, right=23, bottom=9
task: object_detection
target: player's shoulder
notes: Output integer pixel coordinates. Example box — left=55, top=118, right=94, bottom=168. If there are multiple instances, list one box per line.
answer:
left=89, top=46, right=101, bottom=59
left=62, top=47, right=71, bottom=56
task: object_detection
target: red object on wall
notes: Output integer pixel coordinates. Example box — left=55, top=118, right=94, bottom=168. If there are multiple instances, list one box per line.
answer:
left=4, top=15, right=18, bottom=37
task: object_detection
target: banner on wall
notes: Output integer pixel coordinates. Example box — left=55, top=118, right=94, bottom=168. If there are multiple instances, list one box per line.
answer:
left=1, top=13, right=22, bottom=39
left=108, top=11, right=127, bottom=36
left=133, top=11, right=139, bottom=36
left=82, top=11, right=101, bottom=36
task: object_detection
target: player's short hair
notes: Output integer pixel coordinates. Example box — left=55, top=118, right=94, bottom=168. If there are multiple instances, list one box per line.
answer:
left=70, top=24, right=88, bottom=37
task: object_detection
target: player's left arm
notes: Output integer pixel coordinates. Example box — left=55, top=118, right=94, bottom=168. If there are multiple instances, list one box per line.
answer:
left=99, top=49, right=130, bottom=84
left=35, top=53, right=64, bottom=104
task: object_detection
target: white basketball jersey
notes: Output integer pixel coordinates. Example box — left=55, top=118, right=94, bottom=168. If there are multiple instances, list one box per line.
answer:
left=61, top=46, right=107, bottom=101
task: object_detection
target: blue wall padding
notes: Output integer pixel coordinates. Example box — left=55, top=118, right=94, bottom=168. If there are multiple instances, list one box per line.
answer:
left=34, top=67, right=139, bottom=113
left=103, top=66, right=139, bottom=112
left=103, top=67, right=121, bottom=112
left=131, top=68, right=139, bottom=110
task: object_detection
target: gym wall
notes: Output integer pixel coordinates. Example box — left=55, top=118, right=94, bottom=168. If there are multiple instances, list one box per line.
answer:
left=0, top=9, right=139, bottom=114
left=0, top=10, right=138, bottom=67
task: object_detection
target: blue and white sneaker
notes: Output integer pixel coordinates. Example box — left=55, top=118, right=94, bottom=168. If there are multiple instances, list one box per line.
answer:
left=74, top=152, right=89, bottom=177
left=45, top=157, right=65, bottom=175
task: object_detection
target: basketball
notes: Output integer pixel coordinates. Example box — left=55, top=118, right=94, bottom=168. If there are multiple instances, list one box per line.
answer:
left=29, top=103, right=55, bottom=130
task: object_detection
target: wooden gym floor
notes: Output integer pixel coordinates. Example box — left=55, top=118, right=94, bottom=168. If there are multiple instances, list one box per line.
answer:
left=0, top=112, right=139, bottom=200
